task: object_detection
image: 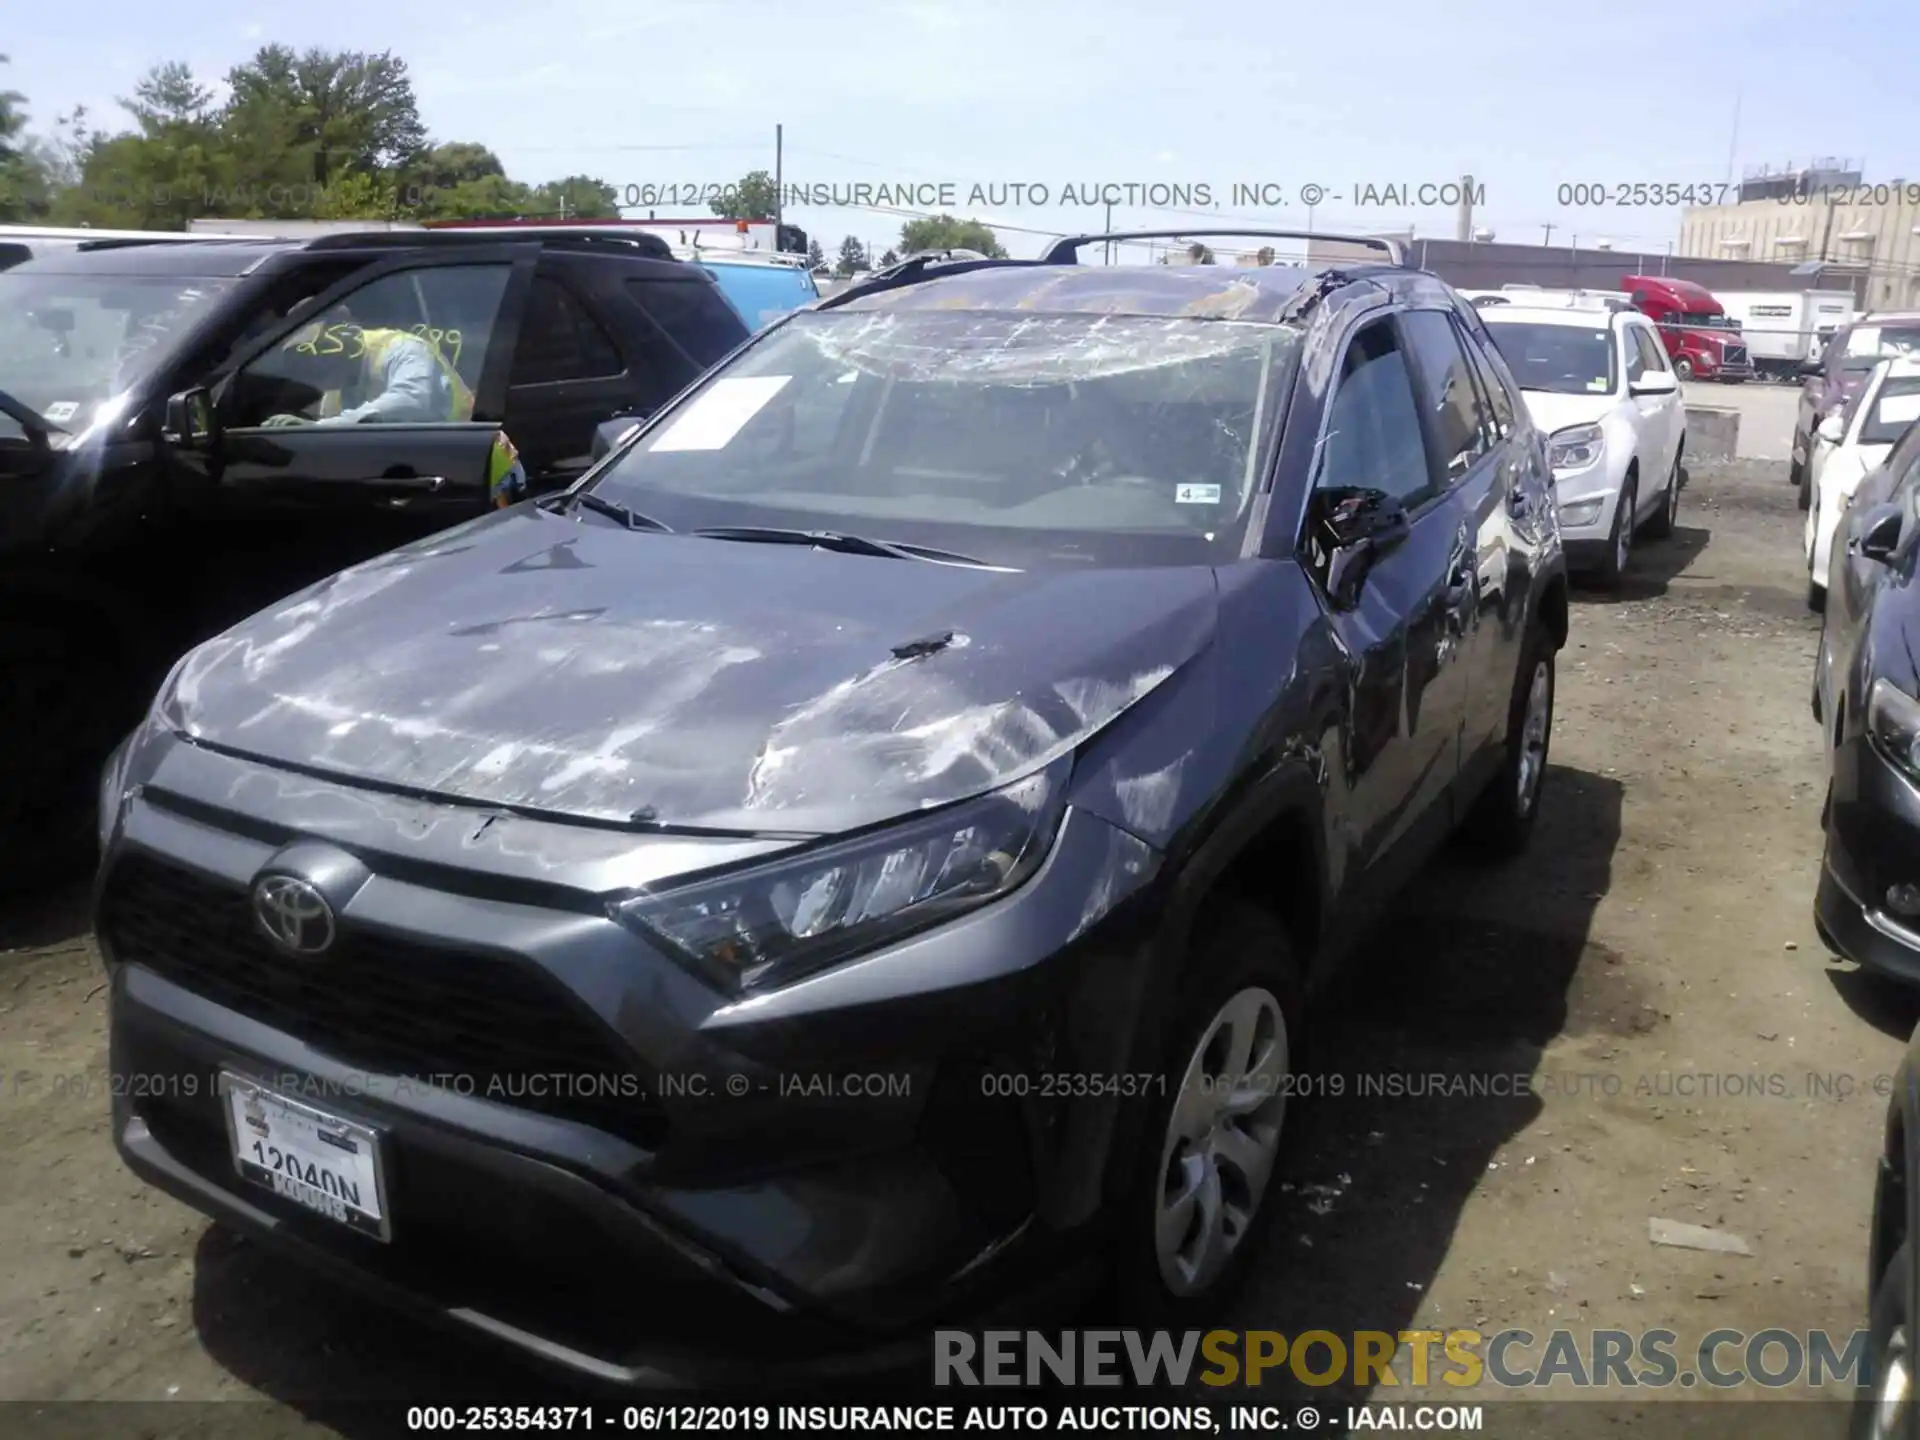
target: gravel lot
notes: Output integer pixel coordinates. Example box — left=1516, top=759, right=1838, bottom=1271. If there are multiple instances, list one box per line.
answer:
left=0, top=456, right=1909, bottom=1434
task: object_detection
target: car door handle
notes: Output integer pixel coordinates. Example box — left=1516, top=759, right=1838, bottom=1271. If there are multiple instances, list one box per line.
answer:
left=367, top=471, right=447, bottom=492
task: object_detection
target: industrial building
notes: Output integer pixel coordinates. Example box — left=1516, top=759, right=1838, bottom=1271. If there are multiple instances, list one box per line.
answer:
left=1677, top=160, right=1920, bottom=311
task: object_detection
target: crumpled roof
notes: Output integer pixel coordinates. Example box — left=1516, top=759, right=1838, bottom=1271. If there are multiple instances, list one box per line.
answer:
left=834, top=263, right=1317, bottom=324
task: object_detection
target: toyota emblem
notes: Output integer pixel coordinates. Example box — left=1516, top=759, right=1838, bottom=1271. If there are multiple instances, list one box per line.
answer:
left=251, top=874, right=336, bottom=956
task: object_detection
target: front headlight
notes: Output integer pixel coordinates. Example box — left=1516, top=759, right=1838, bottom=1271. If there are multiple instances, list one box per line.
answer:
left=614, top=756, right=1072, bottom=994
left=1868, top=678, right=1920, bottom=780
left=1548, top=422, right=1605, bottom=473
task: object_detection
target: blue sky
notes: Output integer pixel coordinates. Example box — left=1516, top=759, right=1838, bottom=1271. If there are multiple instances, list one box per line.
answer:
left=8, top=0, right=1915, bottom=259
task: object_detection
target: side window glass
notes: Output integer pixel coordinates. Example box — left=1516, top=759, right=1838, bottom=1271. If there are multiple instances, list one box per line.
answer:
left=1623, top=326, right=1647, bottom=384
left=229, top=264, right=511, bottom=430
left=1316, top=317, right=1438, bottom=510
left=626, top=277, right=747, bottom=369
left=510, top=274, right=624, bottom=385
left=1633, top=327, right=1668, bottom=376
left=1399, top=309, right=1489, bottom=481
left=1453, top=316, right=1515, bottom=441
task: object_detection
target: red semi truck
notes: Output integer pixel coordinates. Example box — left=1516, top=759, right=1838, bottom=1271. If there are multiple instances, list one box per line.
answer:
left=1622, top=275, right=1753, bottom=383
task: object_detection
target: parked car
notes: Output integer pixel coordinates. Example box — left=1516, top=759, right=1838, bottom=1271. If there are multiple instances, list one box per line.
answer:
left=1813, top=409, right=1920, bottom=989
left=1796, top=313, right=1920, bottom=510
left=1862, top=1016, right=1920, bottom=1437
left=1622, top=275, right=1753, bottom=383
left=1478, top=292, right=1686, bottom=587
left=0, top=224, right=257, bottom=272
left=1805, top=357, right=1920, bottom=609
left=96, top=228, right=1568, bottom=1382
left=0, top=228, right=749, bottom=890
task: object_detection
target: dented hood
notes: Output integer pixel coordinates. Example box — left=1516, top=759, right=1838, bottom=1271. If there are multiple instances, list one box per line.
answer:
left=168, top=508, right=1218, bottom=835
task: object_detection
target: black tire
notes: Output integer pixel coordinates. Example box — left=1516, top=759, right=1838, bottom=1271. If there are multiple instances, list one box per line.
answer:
left=1793, top=454, right=1812, bottom=509
left=0, top=621, right=127, bottom=895
left=1642, top=453, right=1681, bottom=540
left=1461, top=618, right=1557, bottom=858
left=1673, top=358, right=1693, bottom=381
left=1594, top=474, right=1637, bottom=590
left=1809, top=580, right=1828, bottom=615
left=1851, top=1238, right=1911, bottom=1440
left=1116, top=902, right=1304, bottom=1326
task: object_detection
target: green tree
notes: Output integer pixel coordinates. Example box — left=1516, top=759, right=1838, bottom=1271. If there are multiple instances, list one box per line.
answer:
left=53, top=63, right=232, bottom=228
left=898, top=214, right=1006, bottom=258
left=530, top=174, right=619, bottom=219
left=834, top=235, right=868, bottom=277
left=710, top=169, right=778, bottom=222
left=805, top=237, right=827, bottom=271
left=0, top=54, right=54, bottom=221
left=224, top=46, right=427, bottom=189
left=878, top=248, right=899, bottom=267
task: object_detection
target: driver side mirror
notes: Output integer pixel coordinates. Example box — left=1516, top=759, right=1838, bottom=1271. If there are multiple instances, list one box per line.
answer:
left=1817, top=414, right=1847, bottom=445
left=1630, top=370, right=1679, bottom=397
left=1317, top=486, right=1411, bottom=607
left=162, top=387, right=214, bottom=450
left=1858, top=501, right=1905, bottom=563
left=1799, top=358, right=1825, bottom=379
left=590, top=413, right=648, bottom=462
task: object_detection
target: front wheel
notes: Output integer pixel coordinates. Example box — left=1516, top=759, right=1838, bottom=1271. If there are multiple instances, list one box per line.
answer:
left=1643, top=453, right=1682, bottom=539
left=1118, top=904, right=1303, bottom=1323
left=1462, top=619, right=1556, bottom=857
left=1673, top=357, right=1694, bottom=382
left=1594, top=475, right=1637, bottom=589
left=1851, top=1239, right=1913, bottom=1440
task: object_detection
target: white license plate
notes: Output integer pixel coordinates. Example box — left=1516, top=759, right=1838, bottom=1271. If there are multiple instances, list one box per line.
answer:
left=221, top=1073, right=390, bottom=1241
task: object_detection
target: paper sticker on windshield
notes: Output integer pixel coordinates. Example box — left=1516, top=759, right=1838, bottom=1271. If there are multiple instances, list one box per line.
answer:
left=1176, top=483, right=1222, bottom=505
left=42, top=401, right=79, bottom=423
left=650, top=376, right=792, bottom=452
left=1879, top=394, right=1920, bottom=427
left=1586, top=379, right=1608, bottom=392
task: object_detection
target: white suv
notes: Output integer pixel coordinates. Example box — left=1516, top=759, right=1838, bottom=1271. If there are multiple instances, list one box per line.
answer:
left=1480, top=294, right=1687, bottom=586
left=1805, top=354, right=1920, bottom=609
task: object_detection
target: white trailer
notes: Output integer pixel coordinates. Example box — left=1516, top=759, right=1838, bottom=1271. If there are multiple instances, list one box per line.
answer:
left=1715, top=290, right=1856, bottom=379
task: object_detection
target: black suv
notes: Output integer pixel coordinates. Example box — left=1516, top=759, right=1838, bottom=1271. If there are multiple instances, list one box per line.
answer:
left=0, top=229, right=749, bottom=886
left=98, top=230, right=1569, bottom=1385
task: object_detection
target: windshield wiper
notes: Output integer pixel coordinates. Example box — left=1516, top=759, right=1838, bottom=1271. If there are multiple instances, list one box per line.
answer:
left=541, top=489, right=672, bottom=533
left=0, top=386, right=68, bottom=439
left=691, top=525, right=993, bottom=568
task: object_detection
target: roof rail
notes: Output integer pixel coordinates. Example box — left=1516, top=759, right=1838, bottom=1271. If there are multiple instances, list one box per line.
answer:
left=1042, top=228, right=1405, bottom=267
left=814, top=253, right=1040, bottom=310
left=304, top=227, right=676, bottom=260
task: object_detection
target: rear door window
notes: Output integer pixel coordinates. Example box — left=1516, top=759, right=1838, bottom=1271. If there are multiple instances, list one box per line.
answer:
left=626, top=277, right=749, bottom=368
left=512, top=274, right=624, bottom=384
left=1398, top=309, right=1491, bottom=481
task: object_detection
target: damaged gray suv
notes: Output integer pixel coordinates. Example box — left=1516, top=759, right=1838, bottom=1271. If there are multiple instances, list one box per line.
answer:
left=97, top=229, right=1569, bottom=1384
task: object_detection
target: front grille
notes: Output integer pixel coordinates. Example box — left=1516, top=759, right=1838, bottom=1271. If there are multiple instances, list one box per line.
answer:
left=100, top=852, right=666, bottom=1147
left=1726, top=344, right=1749, bottom=364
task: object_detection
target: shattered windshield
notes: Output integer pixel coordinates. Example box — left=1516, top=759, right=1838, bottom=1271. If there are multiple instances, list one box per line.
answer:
left=589, top=308, right=1296, bottom=568
left=0, top=269, right=237, bottom=431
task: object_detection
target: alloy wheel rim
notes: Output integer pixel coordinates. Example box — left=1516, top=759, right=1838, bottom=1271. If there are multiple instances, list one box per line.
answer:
left=1154, top=986, right=1289, bottom=1298
left=1871, top=1323, right=1911, bottom=1440
left=1516, top=661, right=1552, bottom=813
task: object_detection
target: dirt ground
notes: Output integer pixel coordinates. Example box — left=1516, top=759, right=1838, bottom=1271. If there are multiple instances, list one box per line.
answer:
left=1, top=456, right=1911, bottom=1435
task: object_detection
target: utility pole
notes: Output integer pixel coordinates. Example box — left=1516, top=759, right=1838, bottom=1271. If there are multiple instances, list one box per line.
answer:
left=1541, top=222, right=1554, bottom=246
left=773, top=123, right=784, bottom=252
left=1104, top=200, right=1113, bottom=264
left=1455, top=172, right=1475, bottom=242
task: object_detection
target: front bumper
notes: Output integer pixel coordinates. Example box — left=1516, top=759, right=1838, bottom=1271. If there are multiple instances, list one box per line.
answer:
left=1817, top=732, right=1920, bottom=986
left=1553, top=466, right=1630, bottom=566
left=99, top=739, right=1158, bottom=1384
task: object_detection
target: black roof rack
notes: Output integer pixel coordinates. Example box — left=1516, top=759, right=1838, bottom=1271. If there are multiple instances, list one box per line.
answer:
left=301, top=228, right=676, bottom=261
left=72, top=236, right=264, bottom=252
left=1041, top=227, right=1405, bottom=267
